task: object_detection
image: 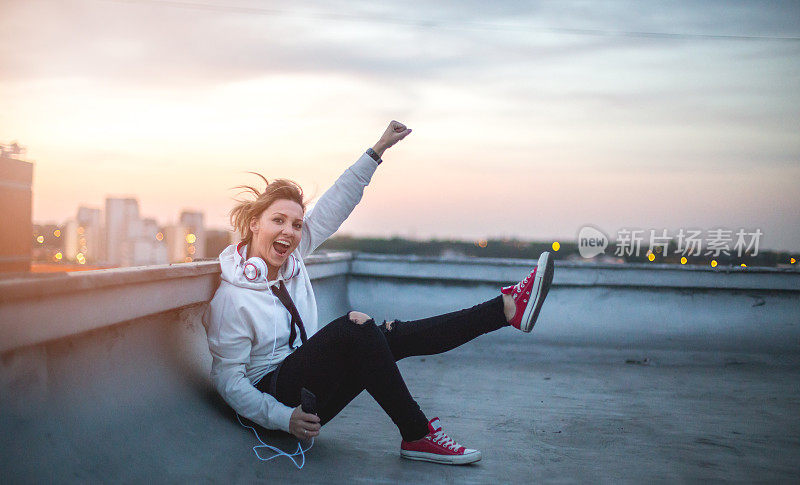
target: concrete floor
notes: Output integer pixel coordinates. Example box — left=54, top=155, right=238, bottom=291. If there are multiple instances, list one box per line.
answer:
left=4, top=327, right=800, bottom=483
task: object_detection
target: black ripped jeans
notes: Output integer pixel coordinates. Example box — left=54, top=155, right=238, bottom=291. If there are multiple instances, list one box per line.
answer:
left=255, top=296, right=509, bottom=442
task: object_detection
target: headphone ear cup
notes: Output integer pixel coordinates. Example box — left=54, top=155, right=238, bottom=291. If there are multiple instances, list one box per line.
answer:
left=243, top=257, right=267, bottom=282
left=284, top=254, right=301, bottom=279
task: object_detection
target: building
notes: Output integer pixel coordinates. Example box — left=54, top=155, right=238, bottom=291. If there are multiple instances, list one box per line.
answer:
left=165, top=224, right=200, bottom=263
left=77, top=206, right=105, bottom=262
left=0, top=142, right=33, bottom=273
left=180, top=211, right=205, bottom=259
left=131, top=218, right=168, bottom=266
left=104, top=199, right=170, bottom=267
left=205, top=229, right=235, bottom=259
left=64, top=206, right=105, bottom=264
left=105, top=198, right=141, bottom=267
left=165, top=211, right=206, bottom=263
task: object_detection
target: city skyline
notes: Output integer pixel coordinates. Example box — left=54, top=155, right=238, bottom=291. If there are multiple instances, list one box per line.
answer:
left=30, top=192, right=217, bottom=267
left=30, top=196, right=224, bottom=231
left=29, top=189, right=784, bottom=261
left=3, top=1, right=799, bottom=251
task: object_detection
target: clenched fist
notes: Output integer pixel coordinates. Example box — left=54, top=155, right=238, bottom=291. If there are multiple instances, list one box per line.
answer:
left=372, top=120, right=412, bottom=158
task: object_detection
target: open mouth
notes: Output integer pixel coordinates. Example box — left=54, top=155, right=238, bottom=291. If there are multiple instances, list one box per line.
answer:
left=272, top=239, right=291, bottom=257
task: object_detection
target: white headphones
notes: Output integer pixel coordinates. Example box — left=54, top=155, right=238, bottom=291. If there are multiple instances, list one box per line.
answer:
left=242, top=254, right=300, bottom=282
left=283, top=254, right=301, bottom=280
left=243, top=257, right=267, bottom=282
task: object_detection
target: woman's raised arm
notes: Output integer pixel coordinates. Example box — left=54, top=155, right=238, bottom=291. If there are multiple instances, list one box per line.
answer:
left=298, top=121, right=412, bottom=257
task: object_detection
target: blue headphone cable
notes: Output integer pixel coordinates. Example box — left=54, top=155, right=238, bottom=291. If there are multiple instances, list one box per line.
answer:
left=236, top=412, right=315, bottom=469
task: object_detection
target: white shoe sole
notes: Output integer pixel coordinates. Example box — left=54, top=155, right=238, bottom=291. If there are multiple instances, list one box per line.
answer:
left=400, top=449, right=482, bottom=465
left=520, top=252, right=554, bottom=332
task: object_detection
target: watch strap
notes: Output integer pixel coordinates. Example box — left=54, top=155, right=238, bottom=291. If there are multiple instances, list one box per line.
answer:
left=366, top=147, right=382, bottom=165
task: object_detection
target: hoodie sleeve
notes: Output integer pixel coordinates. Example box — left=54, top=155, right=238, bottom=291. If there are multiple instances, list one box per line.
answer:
left=207, top=295, right=294, bottom=433
left=298, top=152, right=379, bottom=257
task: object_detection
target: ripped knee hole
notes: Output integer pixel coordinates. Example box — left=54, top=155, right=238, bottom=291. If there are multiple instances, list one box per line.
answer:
left=348, top=311, right=372, bottom=325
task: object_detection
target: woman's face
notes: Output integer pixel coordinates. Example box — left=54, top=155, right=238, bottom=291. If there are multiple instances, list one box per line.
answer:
left=249, top=198, right=304, bottom=277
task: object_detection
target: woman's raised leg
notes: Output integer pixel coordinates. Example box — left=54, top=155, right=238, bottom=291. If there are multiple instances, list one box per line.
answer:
left=382, top=252, right=555, bottom=361
left=381, top=296, right=508, bottom=361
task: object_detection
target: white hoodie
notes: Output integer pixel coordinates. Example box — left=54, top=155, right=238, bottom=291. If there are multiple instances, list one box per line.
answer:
left=203, top=152, right=379, bottom=433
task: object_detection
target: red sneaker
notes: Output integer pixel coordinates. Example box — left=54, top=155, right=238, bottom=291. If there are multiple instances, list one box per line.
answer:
left=400, top=417, right=481, bottom=465
left=501, top=252, right=554, bottom=332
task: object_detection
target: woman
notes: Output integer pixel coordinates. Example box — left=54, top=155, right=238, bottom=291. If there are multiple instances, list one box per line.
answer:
left=204, top=121, right=554, bottom=465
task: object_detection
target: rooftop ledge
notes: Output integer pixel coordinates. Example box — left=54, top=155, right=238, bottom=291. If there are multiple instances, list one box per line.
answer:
left=2, top=253, right=800, bottom=482
left=1, top=252, right=799, bottom=354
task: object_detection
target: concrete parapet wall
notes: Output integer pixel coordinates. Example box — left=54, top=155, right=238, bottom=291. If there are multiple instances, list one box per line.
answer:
left=1, top=252, right=799, bottom=356
left=349, top=254, right=800, bottom=354
left=0, top=253, right=352, bottom=354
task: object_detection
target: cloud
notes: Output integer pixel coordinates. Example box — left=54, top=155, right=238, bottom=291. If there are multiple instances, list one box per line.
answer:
left=3, top=0, right=799, bottom=249
left=5, top=0, right=795, bottom=88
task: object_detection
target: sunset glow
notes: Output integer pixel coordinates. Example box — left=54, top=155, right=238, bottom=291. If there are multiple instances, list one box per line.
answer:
left=2, top=0, right=799, bottom=251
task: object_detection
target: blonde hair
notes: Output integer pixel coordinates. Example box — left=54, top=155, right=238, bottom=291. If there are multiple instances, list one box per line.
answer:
left=230, top=172, right=306, bottom=248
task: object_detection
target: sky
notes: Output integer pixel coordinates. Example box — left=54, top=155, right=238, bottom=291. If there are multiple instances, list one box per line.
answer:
left=2, top=0, right=799, bottom=252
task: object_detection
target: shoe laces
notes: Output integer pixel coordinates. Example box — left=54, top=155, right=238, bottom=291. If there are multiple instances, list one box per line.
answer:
left=512, top=269, right=536, bottom=294
left=431, top=430, right=462, bottom=451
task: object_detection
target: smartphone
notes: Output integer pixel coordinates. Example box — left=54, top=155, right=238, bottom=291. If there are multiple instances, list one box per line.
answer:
left=301, top=387, right=317, bottom=415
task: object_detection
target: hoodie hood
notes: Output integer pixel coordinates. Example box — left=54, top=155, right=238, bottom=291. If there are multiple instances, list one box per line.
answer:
left=219, top=242, right=302, bottom=290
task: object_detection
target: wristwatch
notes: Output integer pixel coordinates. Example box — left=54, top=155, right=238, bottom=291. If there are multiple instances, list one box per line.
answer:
left=366, top=147, right=383, bottom=165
